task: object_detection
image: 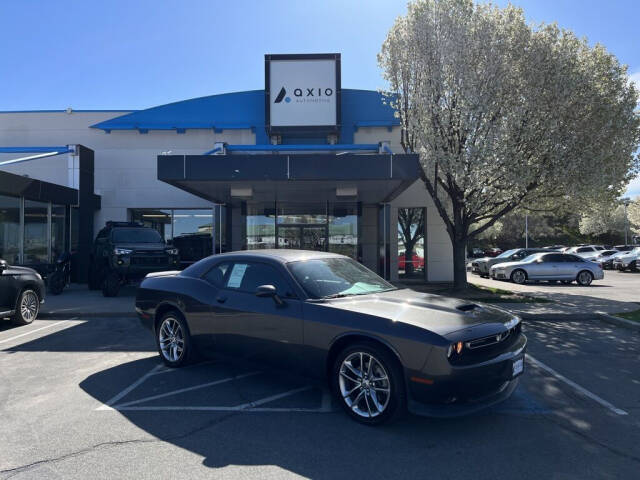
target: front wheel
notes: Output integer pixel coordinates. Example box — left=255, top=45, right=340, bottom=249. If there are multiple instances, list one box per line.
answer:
left=510, top=269, right=527, bottom=285
left=12, top=289, right=40, bottom=325
left=156, top=312, right=194, bottom=367
left=576, top=270, right=593, bottom=286
left=332, top=343, right=405, bottom=425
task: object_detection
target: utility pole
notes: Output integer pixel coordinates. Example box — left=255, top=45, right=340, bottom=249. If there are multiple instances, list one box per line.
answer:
left=525, top=214, right=529, bottom=248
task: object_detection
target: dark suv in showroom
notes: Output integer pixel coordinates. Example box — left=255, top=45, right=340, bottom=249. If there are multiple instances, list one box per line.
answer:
left=88, top=222, right=180, bottom=297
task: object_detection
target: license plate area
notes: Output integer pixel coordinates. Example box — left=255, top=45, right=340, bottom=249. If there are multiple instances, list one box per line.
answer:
left=512, top=357, right=524, bottom=378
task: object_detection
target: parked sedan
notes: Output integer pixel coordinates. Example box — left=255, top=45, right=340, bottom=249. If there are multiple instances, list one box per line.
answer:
left=0, top=258, right=46, bottom=325
left=489, top=252, right=603, bottom=286
left=136, top=250, right=526, bottom=425
left=612, top=247, right=640, bottom=272
left=594, top=250, right=620, bottom=270
left=471, top=248, right=547, bottom=277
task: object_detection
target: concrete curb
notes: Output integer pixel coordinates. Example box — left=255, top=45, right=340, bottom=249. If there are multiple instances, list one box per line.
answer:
left=596, top=312, right=640, bottom=331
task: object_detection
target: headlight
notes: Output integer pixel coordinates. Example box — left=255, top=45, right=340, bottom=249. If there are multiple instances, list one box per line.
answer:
left=114, top=248, right=133, bottom=255
left=166, top=248, right=179, bottom=255
left=447, top=341, right=464, bottom=358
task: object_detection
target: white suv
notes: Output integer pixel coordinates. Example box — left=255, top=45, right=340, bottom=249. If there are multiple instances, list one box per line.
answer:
left=565, top=245, right=605, bottom=260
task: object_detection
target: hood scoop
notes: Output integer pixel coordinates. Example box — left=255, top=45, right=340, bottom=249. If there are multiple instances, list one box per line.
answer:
left=456, top=303, right=481, bottom=312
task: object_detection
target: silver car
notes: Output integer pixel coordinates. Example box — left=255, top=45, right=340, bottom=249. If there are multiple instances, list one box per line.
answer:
left=489, top=252, right=604, bottom=286
left=471, top=248, right=548, bottom=277
left=612, top=247, right=640, bottom=272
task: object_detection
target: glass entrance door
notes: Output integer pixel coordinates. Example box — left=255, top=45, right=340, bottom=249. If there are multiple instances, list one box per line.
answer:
left=278, top=225, right=327, bottom=251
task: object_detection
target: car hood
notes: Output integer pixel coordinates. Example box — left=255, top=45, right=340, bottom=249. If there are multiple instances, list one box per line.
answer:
left=489, top=260, right=525, bottom=269
left=319, top=289, right=516, bottom=337
left=4, top=265, right=40, bottom=276
left=115, top=243, right=168, bottom=251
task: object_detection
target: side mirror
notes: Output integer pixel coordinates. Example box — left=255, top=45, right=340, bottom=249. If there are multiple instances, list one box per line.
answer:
left=0, top=259, right=7, bottom=272
left=255, top=284, right=283, bottom=305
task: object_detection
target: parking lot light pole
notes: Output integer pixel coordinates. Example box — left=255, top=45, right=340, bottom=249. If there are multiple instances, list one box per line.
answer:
left=525, top=214, right=529, bottom=248
left=622, top=198, right=631, bottom=245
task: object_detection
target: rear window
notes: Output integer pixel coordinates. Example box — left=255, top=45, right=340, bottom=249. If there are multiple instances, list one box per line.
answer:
left=112, top=228, right=162, bottom=243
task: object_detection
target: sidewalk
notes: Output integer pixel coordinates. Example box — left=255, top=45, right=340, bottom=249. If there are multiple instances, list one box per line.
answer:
left=41, top=284, right=136, bottom=318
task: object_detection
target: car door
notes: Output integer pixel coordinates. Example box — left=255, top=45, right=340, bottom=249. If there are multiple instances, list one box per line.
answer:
left=528, top=254, right=562, bottom=279
left=212, top=260, right=304, bottom=368
left=564, top=254, right=587, bottom=279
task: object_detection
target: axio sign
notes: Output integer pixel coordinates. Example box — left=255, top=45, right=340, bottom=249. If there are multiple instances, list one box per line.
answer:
left=265, top=53, right=341, bottom=133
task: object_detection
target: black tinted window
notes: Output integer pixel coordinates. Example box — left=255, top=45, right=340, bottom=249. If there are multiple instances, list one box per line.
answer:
left=203, top=262, right=230, bottom=287
left=225, top=262, right=294, bottom=297
left=576, top=247, right=592, bottom=253
left=565, top=255, right=583, bottom=262
left=542, top=254, right=565, bottom=263
left=112, top=228, right=162, bottom=243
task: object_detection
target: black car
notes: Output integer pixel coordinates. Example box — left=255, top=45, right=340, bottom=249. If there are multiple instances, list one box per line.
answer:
left=0, top=258, right=46, bottom=325
left=135, top=250, right=526, bottom=425
left=88, top=222, right=180, bottom=297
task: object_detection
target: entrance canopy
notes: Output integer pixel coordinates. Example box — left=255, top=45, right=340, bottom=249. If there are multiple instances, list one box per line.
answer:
left=158, top=153, right=421, bottom=204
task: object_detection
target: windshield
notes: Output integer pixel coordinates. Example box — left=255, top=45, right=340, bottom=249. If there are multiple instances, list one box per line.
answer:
left=496, top=249, right=518, bottom=258
left=112, top=228, right=163, bottom=244
left=288, top=258, right=396, bottom=299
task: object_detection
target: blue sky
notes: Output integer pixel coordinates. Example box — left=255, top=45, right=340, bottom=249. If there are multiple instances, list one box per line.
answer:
left=0, top=0, right=638, bottom=195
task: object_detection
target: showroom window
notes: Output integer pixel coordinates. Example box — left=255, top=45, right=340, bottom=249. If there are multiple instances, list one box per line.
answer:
left=0, top=194, right=21, bottom=263
left=397, top=207, right=426, bottom=280
left=23, top=200, right=49, bottom=264
left=51, top=204, right=66, bottom=260
left=129, top=207, right=226, bottom=265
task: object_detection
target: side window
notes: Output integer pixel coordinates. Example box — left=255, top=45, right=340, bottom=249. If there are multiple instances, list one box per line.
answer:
left=576, top=247, right=590, bottom=253
left=224, top=262, right=295, bottom=298
left=544, top=254, right=563, bottom=262
left=203, top=262, right=230, bottom=287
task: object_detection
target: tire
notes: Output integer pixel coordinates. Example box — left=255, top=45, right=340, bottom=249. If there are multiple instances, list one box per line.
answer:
left=49, top=272, right=65, bottom=295
left=630, top=261, right=638, bottom=273
left=88, top=263, right=101, bottom=290
left=155, top=311, right=194, bottom=368
left=576, top=270, right=593, bottom=286
left=12, top=289, right=40, bottom=325
left=102, top=271, right=121, bottom=297
left=332, top=342, right=405, bottom=425
left=510, top=269, right=527, bottom=285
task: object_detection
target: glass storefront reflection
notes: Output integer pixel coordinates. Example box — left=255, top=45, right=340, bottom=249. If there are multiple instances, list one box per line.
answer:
left=51, top=204, right=66, bottom=260
left=247, top=202, right=358, bottom=259
left=24, top=200, right=49, bottom=264
left=0, top=194, right=20, bottom=263
left=398, top=207, right=425, bottom=279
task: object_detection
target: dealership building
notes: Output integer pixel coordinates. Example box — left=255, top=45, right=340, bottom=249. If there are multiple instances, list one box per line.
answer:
left=0, top=54, right=453, bottom=282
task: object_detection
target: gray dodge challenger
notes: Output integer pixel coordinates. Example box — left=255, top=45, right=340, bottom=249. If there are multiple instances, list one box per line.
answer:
left=135, top=250, right=526, bottom=425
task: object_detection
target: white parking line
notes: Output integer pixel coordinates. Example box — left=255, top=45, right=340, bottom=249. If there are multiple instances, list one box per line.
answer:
left=527, top=354, right=628, bottom=416
left=114, top=371, right=262, bottom=408
left=97, top=364, right=165, bottom=410
left=0, top=320, right=72, bottom=346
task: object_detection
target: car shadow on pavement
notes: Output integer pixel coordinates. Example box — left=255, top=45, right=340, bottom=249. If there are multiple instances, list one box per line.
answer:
left=74, top=352, right=640, bottom=479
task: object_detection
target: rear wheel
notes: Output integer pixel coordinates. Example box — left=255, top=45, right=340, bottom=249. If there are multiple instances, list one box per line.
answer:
left=510, top=269, right=527, bottom=285
left=156, top=312, right=194, bottom=367
left=332, top=343, right=405, bottom=425
left=576, top=270, right=593, bottom=286
left=12, top=289, right=40, bottom=325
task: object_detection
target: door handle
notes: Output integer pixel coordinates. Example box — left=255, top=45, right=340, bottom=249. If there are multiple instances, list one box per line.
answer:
left=216, top=295, right=227, bottom=304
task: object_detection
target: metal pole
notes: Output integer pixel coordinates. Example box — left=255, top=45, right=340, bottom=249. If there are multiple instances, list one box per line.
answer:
left=624, top=203, right=628, bottom=245
left=525, top=215, right=528, bottom=249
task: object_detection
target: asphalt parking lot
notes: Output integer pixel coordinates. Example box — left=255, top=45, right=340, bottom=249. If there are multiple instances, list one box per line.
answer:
left=1, top=309, right=639, bottom=479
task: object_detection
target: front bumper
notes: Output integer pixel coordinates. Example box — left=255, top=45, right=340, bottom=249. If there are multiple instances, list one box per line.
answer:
left=407, top=334, right=526, bottom=417
left=471, top=263, right=489, bottom=275
left=490, top=269, right=507, bottom=280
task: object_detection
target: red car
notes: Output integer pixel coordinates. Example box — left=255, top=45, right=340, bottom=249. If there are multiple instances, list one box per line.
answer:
left=398, top=252, right=424, bottom=270
left=484, top=248, right=504, bottom=257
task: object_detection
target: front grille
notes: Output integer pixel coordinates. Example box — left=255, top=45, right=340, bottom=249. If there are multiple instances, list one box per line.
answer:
left=131, top=256, right=169, bottom=266
left=450, top=322, right=522, bottom=366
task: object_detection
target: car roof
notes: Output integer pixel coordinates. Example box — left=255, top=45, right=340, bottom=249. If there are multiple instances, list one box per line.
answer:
left=213, top=249, right=345, bottom=264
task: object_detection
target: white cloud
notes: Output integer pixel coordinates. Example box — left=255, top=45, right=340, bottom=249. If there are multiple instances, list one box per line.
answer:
left=626, top=175, right=640, bottom=200
left=630, top=71, right=640, bottom=92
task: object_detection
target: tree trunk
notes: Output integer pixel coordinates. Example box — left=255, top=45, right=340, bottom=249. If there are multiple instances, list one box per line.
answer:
left=405, top=246, right=414, bottom=275
left=452, top=238, right=468, bottom=290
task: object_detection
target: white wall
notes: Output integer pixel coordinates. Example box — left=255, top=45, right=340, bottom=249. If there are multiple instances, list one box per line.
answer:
left=0, top=111, right=453, bottom=281
left=390, top=180, right=454, bottom=282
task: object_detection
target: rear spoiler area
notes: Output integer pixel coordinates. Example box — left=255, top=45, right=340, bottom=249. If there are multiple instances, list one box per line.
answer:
left=145, top=270, right=181, bottom=279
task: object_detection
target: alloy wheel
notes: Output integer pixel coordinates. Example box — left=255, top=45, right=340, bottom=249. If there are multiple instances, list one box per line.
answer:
left=577, top=271, right=592, bottom=286
left=339, top=351, right=391, bottom=418
left=512, top=270, right=526, bottom=284
left=20, top=291, right=39, bottom=322
left=158, top=317, right=185, bottom=363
